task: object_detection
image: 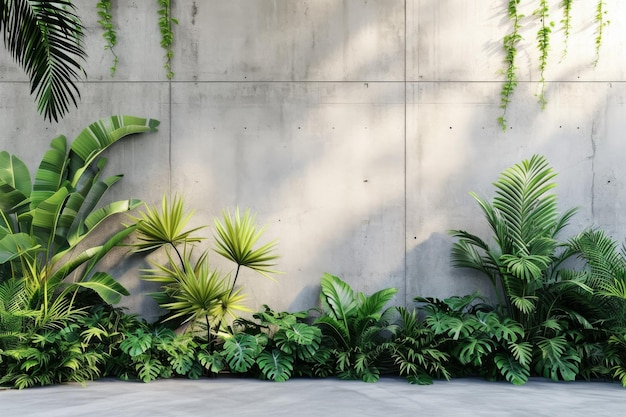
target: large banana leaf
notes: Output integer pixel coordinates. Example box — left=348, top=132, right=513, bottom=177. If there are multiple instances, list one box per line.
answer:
left=67, top=115, right=160, bottom=184
left=319, top=273, right=358, bottom=323
left=72, top=272, right=129, bottom=305
left=0, top=233, right=39, bottom=263
left=30, top=135, right=68, bottom=210
left=0, top=152, right=31, bottom=214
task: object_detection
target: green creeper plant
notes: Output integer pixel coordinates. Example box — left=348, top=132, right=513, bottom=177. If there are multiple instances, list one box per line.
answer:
left=498, top=0, right=523, bottom=131
left=593, top=0, right=609, bottom=67
left=157, top=0, right=178, bottom=79
left=560, top=0, right=573, bottom=59
left=97, top=0, right=119, bottom=76
left=534, top=0, right=553, bottom=109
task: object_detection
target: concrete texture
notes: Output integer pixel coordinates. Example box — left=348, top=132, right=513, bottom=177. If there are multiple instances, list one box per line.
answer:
left=1, top=377, right=625, bottom=417
left=1, top=1, right=626, bottom=318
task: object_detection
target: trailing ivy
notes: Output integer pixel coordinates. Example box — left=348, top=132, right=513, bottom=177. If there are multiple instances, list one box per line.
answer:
left=560, top=0, right=573, bottom=59
left=96, top=0, right=118, bottom=77
left=593, top=0, right=609, bottom=67
left=157, top=0, right=178, bottom=79
left=499, top=1, right=609, bottom=131
left=498, top=0, right=523, bottom=131
left=534, top=0, right=553, bottom=109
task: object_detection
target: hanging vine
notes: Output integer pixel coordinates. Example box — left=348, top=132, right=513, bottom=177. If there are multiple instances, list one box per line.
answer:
left=534, top=0, right=552, bottom=109
left=157, top=0, right=178, bottom=79
left=593, top=0, right=609, bottom=67
left=560, top=0, right=573, bottom=59
left=498, top=0, right=523, bottom=131
left=499, top=0, right=609, bottom=131
left=96, top=0, right=118, bottom=76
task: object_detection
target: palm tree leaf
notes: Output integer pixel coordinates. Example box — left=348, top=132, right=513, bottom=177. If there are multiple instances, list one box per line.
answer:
left=319, top=273, right=358, bottom=323
left=0, top=1, right=86, bottom=121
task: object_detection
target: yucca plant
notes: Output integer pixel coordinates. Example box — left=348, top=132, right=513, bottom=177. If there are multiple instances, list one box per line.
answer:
left=315, top=273, right=399, bottom=382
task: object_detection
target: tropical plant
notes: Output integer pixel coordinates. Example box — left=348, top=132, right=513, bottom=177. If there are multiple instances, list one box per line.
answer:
left=416, top=293, right=532, bottom=385
left=449, top=154, right=577, bottom=324
left=226, top=305, right=328, bottom=381
left=447, top=155, right=614, bottom=383
left=0, top=1, right=87, bottom=121
left=314, top=273, right=399, bottom=382
left=116, top=323, right=203, bottom=382
left=386, top=306, right=451, bottom=385
left=0, top=115, right=159, bottom=336
left=129, top=198, right=280, bottom=345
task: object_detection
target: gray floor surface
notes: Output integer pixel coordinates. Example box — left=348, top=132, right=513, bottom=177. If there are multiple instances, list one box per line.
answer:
left=1, top=376, right=625, bottom=417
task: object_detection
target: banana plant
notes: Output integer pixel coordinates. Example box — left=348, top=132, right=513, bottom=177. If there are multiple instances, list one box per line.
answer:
left=0, top=115, right=159, bottom=313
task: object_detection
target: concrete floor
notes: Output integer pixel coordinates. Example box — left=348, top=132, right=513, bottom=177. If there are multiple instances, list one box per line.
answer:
left=1, top=376, right=625, bottom=417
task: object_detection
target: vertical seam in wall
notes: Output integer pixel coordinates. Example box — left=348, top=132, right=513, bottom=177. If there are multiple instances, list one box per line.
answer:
left=403, top=0, right=408, bottom=307
left=168, top=79, right=173, bottom=194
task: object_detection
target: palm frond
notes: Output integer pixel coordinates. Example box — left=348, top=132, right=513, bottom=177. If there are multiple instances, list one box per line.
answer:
left=1, top=1, right=87, bottom=121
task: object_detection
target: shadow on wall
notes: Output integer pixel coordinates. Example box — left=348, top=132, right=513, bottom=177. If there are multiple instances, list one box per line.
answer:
left=407, top=232, right=496, bottom=305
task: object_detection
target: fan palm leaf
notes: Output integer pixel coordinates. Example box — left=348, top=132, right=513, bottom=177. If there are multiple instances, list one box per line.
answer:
left=213, top=208, right=280, bottom=280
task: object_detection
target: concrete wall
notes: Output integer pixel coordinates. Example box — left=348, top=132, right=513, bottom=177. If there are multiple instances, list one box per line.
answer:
left=1, top=1, right=626, bottom=319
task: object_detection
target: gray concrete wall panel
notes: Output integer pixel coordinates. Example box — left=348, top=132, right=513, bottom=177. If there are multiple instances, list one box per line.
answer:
left=0, top=1, right=625, bottom=318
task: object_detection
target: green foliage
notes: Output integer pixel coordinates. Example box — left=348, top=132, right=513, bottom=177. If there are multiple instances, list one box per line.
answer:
left=97, top=0, right=119, bottom=76
left=315, top=273, right=398, bottom=382
left=593, top=1, right=609, bottom=67
left=130, top=199, right=280, bottom=344
left=0, top=1, right=86, bottom=121
left=117, top=324, right=201, bottom=382
left=416, top=293, right=531, bottom=384
left=499, top=0, right=523, bottom=131
left=534, top=0, right=553, bottom=109
left=449, top=155, right=577, bottom=323
left=560, top=0, right=573, bottom=59
left=226, top=306, right=326, bottom=381
left=157, top=0, right=178, bottom=79
left=0, top=116, right=158, bottom=332
left=498, top=1, right=608, bottom=130
left=387, top=307, right=451, bottom=384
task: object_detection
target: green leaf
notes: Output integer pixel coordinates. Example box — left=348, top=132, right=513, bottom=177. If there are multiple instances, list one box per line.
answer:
left=223, top=333, right=261, bottom=373
left=494, top=352, right=530, bottom=385
left=68, top=115, right=160, bottom=184
left=75, top=272, right=129, bottom=305
left=257, top=349, right=294, bottom=382
left=319, top=273, right=358, bottom=323
left=213, top=208, right=281, bottom=280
